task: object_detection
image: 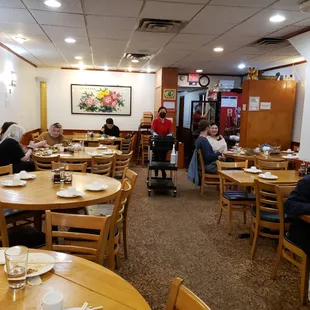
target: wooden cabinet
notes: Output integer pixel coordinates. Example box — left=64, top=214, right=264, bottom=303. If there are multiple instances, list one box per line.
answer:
left=240, top=80, right=296, bottom=149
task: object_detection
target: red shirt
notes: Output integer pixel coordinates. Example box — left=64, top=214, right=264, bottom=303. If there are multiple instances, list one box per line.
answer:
left=152, top=118, right=173, bottom=136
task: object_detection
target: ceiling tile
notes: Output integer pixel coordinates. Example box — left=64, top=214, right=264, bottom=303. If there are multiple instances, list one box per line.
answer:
left=181, top=21, right=235, bottom=35
left=131, top=31, right=174, bottom=43
left=292, top=18, right=310, bottom=27
left=266, top=25, right=303, bottom=37
left=0, top=22, right=44, bottom=35
left=84, top=0, right=143, bottom=17
left=90, top=38, right=128, bottom=49
left=150, top=0, right=209, bottom=3
left=271, top=0, right=301, bottom=11
left=193, top=5, right=260, bottom=23
left=88, top=28, right=132, bottom=40
left=42, top=25, right=88, bottom=40
left=0, top=0, right=24, bottom=8
left=126, top=41, right=163, bottom=55
left=23, top=0, right=82, bottom=13
left=209, top=0, right=275, bottom=7
left=140, top=1, right=204, bottom=20
left=6, top=32, right=49, bottom=44
left=165, top=41, right=204, bottom=51
left=171, top=33, right=216, bottom=44
left=268, top=45, right=300, bottom=57
left=0, top=8, right=35, bottom=23
left=31, top=11, right=85, bottom=27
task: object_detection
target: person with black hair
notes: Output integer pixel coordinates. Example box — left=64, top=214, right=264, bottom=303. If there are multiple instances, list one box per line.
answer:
left=100, top=118, right=120, bottom=137
left=196, top=120, right=225, bottom=174
left=207, top=123, right=227, bottom=153
left=0, top=121, right=16, bottom=139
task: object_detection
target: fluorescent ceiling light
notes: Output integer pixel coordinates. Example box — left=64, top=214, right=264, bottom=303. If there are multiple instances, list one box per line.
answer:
left=74, top=56, right=83, bottom=60
left=213, top=47, right=224, bottom=52
left=44, top=0, right=61, bottom=8
left=270, top=14, right=286, bottom=23
left=146, top=68, right=151, bottom=73
left=238, top=63, right=246, bottom=69
left=13, top=34, right=27, bottom=44
left=103, top=66, right=109, bottom=71
left=78, top=63, right=85, bottom=70
left=65, top=37, right=76, bottom=43
left=131, top=59, right=139, bottom=63
left=128, top=67, right=133, bottom=72
left=196, top=69, right=203, bottom=73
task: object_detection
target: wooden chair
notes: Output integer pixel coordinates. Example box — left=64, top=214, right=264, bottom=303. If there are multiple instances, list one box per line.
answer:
left=112, top=151, right=133, bottom=179
left=45, top=211, right=111, bottom=266
left=0, top=164, right=12, bottom=176
left=255, top=159, right=288, bottom=170
left=51, top=162, right=87, bottom=173
left=272, top=184, right=309, bottom=305
left=85, top=179, right=133, bottom=270
left=108, top=145, right=119, bottom=150
left=197, top=149, right=219, bottom=196
left=88, top=141, right=99, bottom=147
left=138, top=134, right=151, bottom=166
left=217, top=160, right=256, bottom=235
left=91, top=155, right=114, bottom=176
left=31, top=132, right=40, bottom=141
left=250, top=180, right=292, bottom=260
left=120, top=137, right=133, bottom=154
left=33, top=154, right=60, bottom=170
left=166, top=277, right=211, bottom=310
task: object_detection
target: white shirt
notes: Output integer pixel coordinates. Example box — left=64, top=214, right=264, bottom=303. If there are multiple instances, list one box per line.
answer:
left=207, top=136, right=228, bottom=152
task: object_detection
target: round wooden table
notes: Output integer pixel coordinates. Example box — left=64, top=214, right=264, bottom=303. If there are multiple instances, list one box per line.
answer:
left=0, top=171, right=121, bottom=210
left=225, top=152, right=295, bottom=163
left=34, top=147, right=122, bottom=162
left=0, top=249, right=150, bottom=310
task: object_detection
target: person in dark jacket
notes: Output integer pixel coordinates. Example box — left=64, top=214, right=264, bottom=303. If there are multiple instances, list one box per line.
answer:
left=196, top=120, right=225, bottom=173
left=285, top=175, right=310, bottom=256
left=100, top=118, right=120, bottom=137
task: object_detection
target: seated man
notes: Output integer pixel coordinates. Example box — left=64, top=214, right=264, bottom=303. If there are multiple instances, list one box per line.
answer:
left=285, top=175, right=310, bottom=256
left=196, top=120, right=225, bottom=174
left=37, top=123, right=68, bottom=146
left=100, top=118, right=120, bottom=137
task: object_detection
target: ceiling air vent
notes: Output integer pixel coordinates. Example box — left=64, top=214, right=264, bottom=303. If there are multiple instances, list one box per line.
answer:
left=124, top=53, right=151, bottom=61
left=136, top=18, right=188, bottom=33
left=248, top=37, right=289, bottom=47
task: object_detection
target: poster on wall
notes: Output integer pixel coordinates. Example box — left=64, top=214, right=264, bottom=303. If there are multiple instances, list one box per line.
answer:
left=71, top=84, right=132, bottom=116
left=163, top=89, right=176, bottom=100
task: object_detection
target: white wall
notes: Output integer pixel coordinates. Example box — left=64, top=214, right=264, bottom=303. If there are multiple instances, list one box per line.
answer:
left=37, top=68, right=155, bottom=131
left=263, top=63, right=306, bottom=143
left=0, top=48, right=39, bottom=131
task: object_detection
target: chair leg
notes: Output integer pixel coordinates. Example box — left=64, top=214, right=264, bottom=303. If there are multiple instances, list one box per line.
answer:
left=250, top=222, right=260, bottom=260
left=228, top=203, right=233, bottom=235
left=250, top=219, right=254, bottom=244
left=200, top=180, right=204, bottom=196
left=34, top=212, right=43, bottom=231
left=115, top=252, right=121, bottom=270
left=243, top=209, right=247, bottom=224
left=123, top=219, right=129, bottom=259
left=271, top=239, right=283, bottom=280
left=300, top=257, right=309, bottom=305
left=217, top=201, right=223, bottom=224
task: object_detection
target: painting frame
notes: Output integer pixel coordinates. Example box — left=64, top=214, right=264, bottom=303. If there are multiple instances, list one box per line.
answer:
left=71, top=84, right=132, bottom=116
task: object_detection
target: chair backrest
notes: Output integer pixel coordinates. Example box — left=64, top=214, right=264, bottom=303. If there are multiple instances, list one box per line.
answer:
left=51, top=162, right=87, bottom=173
left=31, top=132, right=40, bottom=141
left=141, top=135, right=151, bottom=149
left=166, top=277, right=211, bottom=310
left=112, top=151, right=133, bottom=179
left=33, top=154, right=60, bottom=170
left=255, top=159, right=288, bottom=170
left=0, top=164, right=13, bottom=176
left=91, top=155, right=114, bottom=176
left=122, top=168, right=138, bottom=217
left=98, top=139, right=114, bottom=145
left=45, top=211, right=111, bottom=265
left=121, top=138, right=133, bottom=154
left=197, top=149, right=205, bottom=174
left=108, top=145, right=119, bottom=150
left=275, top=184, right=296, bottom=239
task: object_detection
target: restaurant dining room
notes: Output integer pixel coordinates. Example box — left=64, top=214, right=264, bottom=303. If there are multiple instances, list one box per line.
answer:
left=1, top=0, right=310, bottom=309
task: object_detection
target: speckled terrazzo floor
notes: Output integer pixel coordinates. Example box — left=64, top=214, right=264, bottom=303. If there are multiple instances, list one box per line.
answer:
left=117, top=167, right=310, bottom=310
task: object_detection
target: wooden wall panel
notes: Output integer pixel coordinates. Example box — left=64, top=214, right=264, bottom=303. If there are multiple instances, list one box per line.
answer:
left=240, top=80, right=296, bottom=149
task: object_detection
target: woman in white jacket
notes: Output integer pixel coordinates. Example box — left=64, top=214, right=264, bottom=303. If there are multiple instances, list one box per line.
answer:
left=206, top=123, right=227, bottom=153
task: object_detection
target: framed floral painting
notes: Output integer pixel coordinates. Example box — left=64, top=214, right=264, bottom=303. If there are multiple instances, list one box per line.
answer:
left=71, top=84, right=132, bottom=116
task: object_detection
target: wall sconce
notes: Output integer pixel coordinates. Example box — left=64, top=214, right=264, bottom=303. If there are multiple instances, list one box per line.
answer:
left=10, top=71, right=16, bottom=87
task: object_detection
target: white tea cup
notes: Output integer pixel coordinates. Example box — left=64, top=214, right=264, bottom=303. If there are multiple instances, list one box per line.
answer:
left=287, top=149, right=292, bottom=152
left=67, top=187, right=77, bottom=196
left=250, top=166, right=257, bottom=170
left=264, top=172, right=272, bottom=177
left=92, top=181, right=101, bottom=190
left=42, top=292, right=63, bottom=310
left=12, top=175, right=20, bottom=185
left=19, top=170, right=28, bottom=178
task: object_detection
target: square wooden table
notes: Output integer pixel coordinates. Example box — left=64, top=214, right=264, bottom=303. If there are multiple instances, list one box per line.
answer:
left=218, top=170, right=301, bottom=188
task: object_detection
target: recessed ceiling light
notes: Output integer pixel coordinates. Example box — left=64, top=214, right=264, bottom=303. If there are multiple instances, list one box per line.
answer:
left=103, top=65, right=109, bottom=71
left=74, top=56, right=83, bottom=60
left=213, top=47, right=224, bottom=52
left=238, top=63, right=246, bottom=69
left=196, top=69, right=203, bottom=73
left=65, top=37, right=76, bottom=43
left=44, top=0, right=61, bottom=8
left=131, top=59, right=139, bottom=63
left=13, top=34, right=27, bottom=44
left=270, top=14, right=286, bottom=23
left=128, top=67, right=133, bottom=72
left=78, top=63, right=85, bottom=70
left=146, top=68, right=151, bottom=73
left=295, top=56, right=305, bottom=62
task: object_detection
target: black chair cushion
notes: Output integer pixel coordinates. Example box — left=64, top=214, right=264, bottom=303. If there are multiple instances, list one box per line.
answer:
left=222, top=190, right=256, bottom=201
left=4, top=209, right=28, bottom=218
left=8, top=226, right=45, bottom=248
left=285, top=232, right=302, bottom=249
left=251, top=206, right=283, bottom=223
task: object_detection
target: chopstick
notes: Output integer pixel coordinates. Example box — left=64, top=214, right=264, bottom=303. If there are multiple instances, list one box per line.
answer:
left=90, top=306, right=103, bottom=310
left=81, top=302, right=89, bottom=310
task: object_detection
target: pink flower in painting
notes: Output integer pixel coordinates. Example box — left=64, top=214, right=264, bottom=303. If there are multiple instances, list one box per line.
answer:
left=102, top=94, right=113, bottom=106
left=111, top=100, right=118, bottom=108
left=85, top=97, right=94, bottom=107
left=111, top=91, right=119, bottom=101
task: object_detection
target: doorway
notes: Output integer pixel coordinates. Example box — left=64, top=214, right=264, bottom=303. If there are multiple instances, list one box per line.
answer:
left=177, top=96, right=184, bottom=142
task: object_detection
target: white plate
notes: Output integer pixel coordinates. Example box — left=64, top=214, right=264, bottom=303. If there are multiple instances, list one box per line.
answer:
left=60, top=154, right=72, bottom=157
left=102, top=151, right=114, bottom=155
left=4, top=253, right=55, bottom=278
left=258, top=174, right=278, bottom=180
left=56, top=190, right=84, bottom=198
left=87, top=152, right=102, bottom=156
left=282, top=150, right=294, bottom=153
left=1, top=180, right=26, bottom=187
left=97, top=145, right=107, bottom=150
left=84, top=184, right=108, bottom=191
left=282, top=155, right=298, bottom=159
left=15, top=173, right=36, bottom=180
left=244, top=168, right=262, bottom=174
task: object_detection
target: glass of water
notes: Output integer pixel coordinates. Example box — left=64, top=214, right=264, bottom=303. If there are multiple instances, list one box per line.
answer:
left=5, top=246, right=29, bottom=289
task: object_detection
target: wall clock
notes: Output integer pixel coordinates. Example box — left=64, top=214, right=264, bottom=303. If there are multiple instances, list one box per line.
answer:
left=199, top=75, right=210, bottom=87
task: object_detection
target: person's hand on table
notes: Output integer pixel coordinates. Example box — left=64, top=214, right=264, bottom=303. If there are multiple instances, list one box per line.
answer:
left=218, top=146, right=226, bottom=153
left=30, top=140, right=48, bottom=148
